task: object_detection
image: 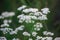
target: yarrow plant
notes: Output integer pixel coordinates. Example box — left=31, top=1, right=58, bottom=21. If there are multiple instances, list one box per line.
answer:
left=0, top=5, right=55, bottom=40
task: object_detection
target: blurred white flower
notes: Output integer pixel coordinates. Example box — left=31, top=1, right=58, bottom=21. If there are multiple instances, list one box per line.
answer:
left=18, top=19, right=24, bottom=23
left=43, top=31, right=54, bottom=36
left=43, top=31, right=47, bottom=35
left=38, top=15, right=47, bottom=20
left=34, top=23, right=43, bottom=31
left=17, top=14, right=25, bottom=18
left=46, top=37, right=53, bottom=40
left=0, top=37, right=7, bottom=40
left=0, top=28, right=13, bottom=34
left=34, top=27, right=40, bottom=31
left=41, top=8, right=50, bottom=14
left=17, top=5, right=27, bottom=10
left=41, top=37, right=47, bottom=40
left=12, top=38, right=19, bottom=40
left=15, top=25, right=24, bottom=31
left=3, top=19, right=12, bottom=24
left=1, top=23, right=9, bottom=27
left=32, top=31, right=37, bottom=37
left=29, top=38, right=33, bottom=40
left=34, top=12, right=43, bottom=16
left=29, top=13, right=34, bottom=16
left=23, top=31, right=30, bottom=36
left=22, top=8, right=38, bottom=13
left=8, top=20, right=12, bottom=23
left=1, top=12, right=15, bottom=17
left=34, top=23, right=43, bottom=28
left=55, top=37, right=60, bottom=40
left=31, top=16, right=37, bottom=20
left=10, top=31, right=17, bottom=35
left=36, top=36, right=42, bottom=40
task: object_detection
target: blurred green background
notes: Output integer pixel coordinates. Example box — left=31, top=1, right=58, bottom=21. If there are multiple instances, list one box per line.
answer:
left=0, top=0, right=60, bottom=40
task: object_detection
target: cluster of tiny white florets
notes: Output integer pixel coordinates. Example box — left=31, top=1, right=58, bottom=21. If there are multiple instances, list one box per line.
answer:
left=0, top=12, right=15, bottom=19
left=34, top=23, right=43, bottom=31
left=43, top=31, right=54, bottom=36
left=36, top=36, right=53, bottom=40
left=0, top=25, right=24, bottom=35
left=1, top=19, right=12, bottom=27
left=0, top=5, right=54, bottom=40
left=12, top=38, right=19, bottom=40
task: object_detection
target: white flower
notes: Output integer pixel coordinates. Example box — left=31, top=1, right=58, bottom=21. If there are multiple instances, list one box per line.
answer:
left=34, top=12, right=43, bottom=16
left=0, top=28, right=13, bottom=34
left=43, top=31, right=54, bottom=36
left=9, top=12, right=15, bottom=16
left=3, top=19, right=12, bottom=24
left=12, top=38, right=19, bottom=40
left=23, top=31, right=30, bottom=36
left=31, top=16, right=37, bottom=20
left=29, top=8, right=38, bottom=12
left=51, top=33, right=54, bottom=36
left=10, top=31, right=17, bottom=35
left=29, top=38, right=33, bottom=40
left=3, top=19, right=11, bottom=24
left=8, top=20, right=12, bottom=23
left=41, top=8, right=50, bottom=14
left=15, top=25, right=24, bottom=31
left=1, top=12, right=15, bottom=17
left=55, top=37, right=60, bottom=40
left=38, top=15, right=47, bottom=20
left=18, top=19, right=24, bottom=23
left=32, top=31, right=37, bottom=37
left=1, top=23, right=9, bottom=27
left=17, top=14, right=25, bottom=18
left=17, top=5, right=27, bottom=10
left=25, top=20, right=32, bottom=23
left=22, top=8, right=38, bottom=13
left=41, top=37, right=47, bottom=40
left=29, top=13, right=34, bottom=16
left=22, top=9, right=30, bottom=13
left=36, top=36, right=42, bottom=40
left=46, top=37, right=53, bottom=40
left=34, top=23, right=43, bottom=31
left=34, top=28, right=40, bottom=31
left=43, top=31, right=47, bottom=35
left=0, top=37, right=7, bottom=40
left=34, top=23, right=43, bottom=28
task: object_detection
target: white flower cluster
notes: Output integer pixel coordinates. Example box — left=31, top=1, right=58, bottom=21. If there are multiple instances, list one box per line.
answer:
left=34, top=22, right=43, bottom=31
left=41, top=8, right=50, bottom=14
left=17, top=5, right=27, bottom=10
left=22, top=8, right=38, bottom=13
left=17, top=5, right=50, bottom=23
left=0, top=12, right=15, bottom=19
left=32, top=31, right=37, bottom=37
left=0, top=5, right=54, bottom=40
left=29, top=38, right=33, bottom=40
left=23, top=31, right=30, bottom=36
left=0, top=37, right=7, bottom=40
left=22, top=31, right=37, bottom=37
left=36, top=36, right=52, bottom=40
left=0, top=25, right=25, bottom=35
left=10, top=25, right=25, bottom=35
left=0, top=28, right=13, bottom=34
left=43, top=31, right=54, bottom=36
left=1, top=19, right=12, bottom=27
left=12, top=38, right=19, bottom=40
